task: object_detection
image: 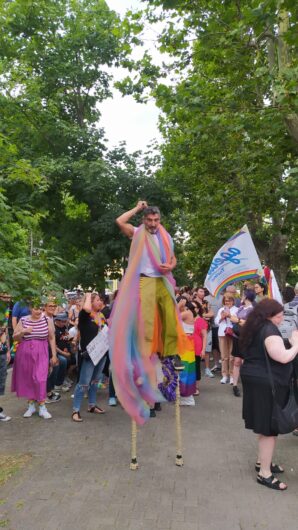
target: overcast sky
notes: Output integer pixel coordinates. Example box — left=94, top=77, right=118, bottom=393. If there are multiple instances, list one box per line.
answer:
left=100, top=0, right=161, bottom=153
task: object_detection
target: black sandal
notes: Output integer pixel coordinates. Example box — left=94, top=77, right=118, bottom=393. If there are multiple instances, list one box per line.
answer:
left=72, top=411, right=83, bottom=422
left=257, top=474, right=287, bottom=491
left=255, top=462, right=284, bottom=474
left=88, top=405, right=105, bottom=414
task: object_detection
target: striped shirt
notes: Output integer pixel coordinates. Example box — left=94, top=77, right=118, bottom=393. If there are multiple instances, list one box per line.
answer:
left=20, top=316, right=49, bottom=341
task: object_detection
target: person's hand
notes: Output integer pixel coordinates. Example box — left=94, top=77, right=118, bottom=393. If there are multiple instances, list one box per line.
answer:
left=6, top=351, right=11, bottom=364
left=230, top=315, right=239, bottom=323
left=136, top=200, right=148, bottom=212
left=22, top=325, right=33, bottom=335
left=201, top=351, right=206, bottom=360
left=50, top=356, right=59, bottom=367
left=160, top=263, right=172, bottom=274
left=289, top=330, right=298, bottom=346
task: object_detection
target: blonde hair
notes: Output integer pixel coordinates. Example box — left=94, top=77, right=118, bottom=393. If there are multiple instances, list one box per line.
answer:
left=222, top=294, right=234, bottom=304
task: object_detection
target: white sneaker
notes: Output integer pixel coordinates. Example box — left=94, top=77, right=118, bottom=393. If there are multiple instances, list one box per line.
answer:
left=23, top=404, right=36, bottom=417
left=229, top=377, right=234, bottom=385
left=205, top=368, right=215, bottom=378
left=0, top=410, right=12, bottom=422
left=39, top=406, right=52, bottom=419
left=220, top=376, right=229, bottom=384
left=180, top=395, right=195, bottom=406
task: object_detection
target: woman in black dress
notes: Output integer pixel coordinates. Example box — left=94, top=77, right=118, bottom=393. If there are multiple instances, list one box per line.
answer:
left=240, top=299, right=298, bottom=491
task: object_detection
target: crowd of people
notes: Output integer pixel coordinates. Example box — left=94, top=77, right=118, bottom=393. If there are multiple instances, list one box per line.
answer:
left=0, top=291, right=115, bottom=422
left=1, top=272, right=298, bottom=491
left=0, top=281, right=297, bottom=417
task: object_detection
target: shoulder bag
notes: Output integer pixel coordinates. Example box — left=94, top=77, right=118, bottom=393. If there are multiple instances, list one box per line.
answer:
left=263, top=334, right=298, bottom=434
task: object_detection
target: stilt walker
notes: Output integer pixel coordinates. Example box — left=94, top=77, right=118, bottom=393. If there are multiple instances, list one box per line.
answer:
left=110, top=201, right=187, bottom=468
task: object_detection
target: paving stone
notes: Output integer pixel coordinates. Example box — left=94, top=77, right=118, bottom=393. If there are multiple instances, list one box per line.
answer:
left=1, top=372, right=298, bottom=529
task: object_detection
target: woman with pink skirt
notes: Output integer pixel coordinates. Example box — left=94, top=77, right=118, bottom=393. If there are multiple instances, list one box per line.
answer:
left=12, top=303, right=57, bottom=419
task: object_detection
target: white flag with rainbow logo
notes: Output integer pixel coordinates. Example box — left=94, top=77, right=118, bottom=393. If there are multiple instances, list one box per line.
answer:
left=204, top=225, right=263, bottom=297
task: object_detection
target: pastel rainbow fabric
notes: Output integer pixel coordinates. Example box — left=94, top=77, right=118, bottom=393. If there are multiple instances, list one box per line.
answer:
left=179, top=335, right=196, bottom=397
left=109, top=224, right=185, bottom=425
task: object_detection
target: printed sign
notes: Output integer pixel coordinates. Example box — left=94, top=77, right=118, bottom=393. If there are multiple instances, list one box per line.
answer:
left=87, top=325, right=109, bottom=366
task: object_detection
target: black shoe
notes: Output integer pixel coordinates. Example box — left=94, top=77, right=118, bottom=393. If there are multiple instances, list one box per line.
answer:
left=233, top=386, right=241, bottom=397
left=46, top=393, right=61, bottom=404
left=150, top=408, right=156, bottom=418
left=173, top=355, right=184, bottom=371
left=154, top=402, right=161, bottom=411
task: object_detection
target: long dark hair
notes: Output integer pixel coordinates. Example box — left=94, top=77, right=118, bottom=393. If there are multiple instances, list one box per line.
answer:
left=239, top=298, right=283, bottom=351
left=193, top=300, right=204, bottom=317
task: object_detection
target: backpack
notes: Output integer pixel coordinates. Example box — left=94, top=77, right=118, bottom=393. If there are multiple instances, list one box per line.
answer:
left=278, top=304, right=298, bottom=341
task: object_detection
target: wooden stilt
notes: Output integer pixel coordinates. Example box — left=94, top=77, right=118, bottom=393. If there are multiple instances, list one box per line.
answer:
left=175, top=373, right=184, bottom=466
left=130, top=420, right=139, bottom=470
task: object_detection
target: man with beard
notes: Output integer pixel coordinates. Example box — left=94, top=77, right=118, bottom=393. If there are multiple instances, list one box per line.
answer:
left=110, top=201, right=184, bottom=424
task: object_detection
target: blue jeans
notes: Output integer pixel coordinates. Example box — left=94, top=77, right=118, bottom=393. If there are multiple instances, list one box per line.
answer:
left=73, top=355, right=106, bottom=412
left=0, top=354, right=7, bottom=396
left=56, top=354, right=68, bottom=386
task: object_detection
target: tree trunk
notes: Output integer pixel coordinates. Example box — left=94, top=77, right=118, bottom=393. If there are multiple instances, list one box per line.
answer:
left=260, top=233, right=290, bottom=289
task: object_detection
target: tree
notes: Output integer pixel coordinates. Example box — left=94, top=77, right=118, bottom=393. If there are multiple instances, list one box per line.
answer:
left=0, top=0, right=153, bottom=292
left=119, top=0, right=298, bottom=286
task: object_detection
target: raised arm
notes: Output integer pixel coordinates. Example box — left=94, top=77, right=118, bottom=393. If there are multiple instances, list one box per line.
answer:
left=116, top=200, right=148, bottom=238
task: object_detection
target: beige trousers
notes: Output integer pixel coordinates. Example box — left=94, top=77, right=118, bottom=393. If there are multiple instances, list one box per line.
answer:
left=218, top=336, right=234, bottom=377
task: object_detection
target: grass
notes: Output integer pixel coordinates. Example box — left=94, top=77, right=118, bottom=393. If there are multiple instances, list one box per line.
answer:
left=0, top=454, right=31, bottom=488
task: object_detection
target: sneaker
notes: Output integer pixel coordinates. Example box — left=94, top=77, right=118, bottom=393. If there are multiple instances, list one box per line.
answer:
left=173, top=355, right=184, bottom=371
left=108, top=397, right=117, bottom=406
left=23, top=404, right=36, bottom=417
left=210, top=364, right=221, bottom=372
left=205, top=368, right=215, bottom=378
left=233, top=385, right=241, bottom=397
left=220, top=376, right=229, bottom=384
left=39, top=406, right=52, bottom=419
left=61, top=384, right=70, bottom=392
left=229, top=377, right=234, bottom=385
left=180, top=395, right=195, bottom=406
left=154, top=402, right=162, bottom=411
left=0, top=410, right=12, bottom=422
left=54, top=385, right=62, bottom=391
left=150, top=408, right=156, bottom=417
left=63, top=379, right=72, bottom=388
left=45, top=393, right=61, bottom=404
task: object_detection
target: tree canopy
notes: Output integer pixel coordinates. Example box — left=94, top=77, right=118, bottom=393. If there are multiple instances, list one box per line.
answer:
left=116, top=0, right=298, bottom=286
left=0, top=0, right=297, bottom=300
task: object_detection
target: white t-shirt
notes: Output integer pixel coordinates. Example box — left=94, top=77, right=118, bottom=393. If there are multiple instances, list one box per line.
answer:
left=215, top=306, right=238, bottom=337
left=133, top=227, right=162, bottom=277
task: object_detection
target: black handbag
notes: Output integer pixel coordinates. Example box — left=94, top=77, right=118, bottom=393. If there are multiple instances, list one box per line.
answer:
left=263, top=337, right=298, bottom=434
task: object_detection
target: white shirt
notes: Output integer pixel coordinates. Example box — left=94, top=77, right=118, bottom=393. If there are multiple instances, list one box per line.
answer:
left=215, top=306, right=238, bottom=337
left=133, top=227, right=162, bottom=277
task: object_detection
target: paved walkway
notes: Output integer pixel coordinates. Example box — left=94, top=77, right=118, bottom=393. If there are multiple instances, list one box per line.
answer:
left=0, top=370, right=297, bottom=530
